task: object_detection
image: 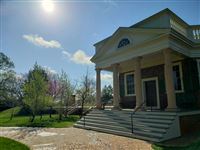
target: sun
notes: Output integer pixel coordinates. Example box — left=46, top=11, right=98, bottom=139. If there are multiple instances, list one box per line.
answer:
left=42, top=0, right=54, bottom=13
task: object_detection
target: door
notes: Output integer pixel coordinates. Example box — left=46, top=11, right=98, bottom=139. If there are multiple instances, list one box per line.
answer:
left=143, top=78, right=159, bottom=109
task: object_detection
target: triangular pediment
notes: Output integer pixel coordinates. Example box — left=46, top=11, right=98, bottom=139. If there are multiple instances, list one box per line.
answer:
left=91, top=28, right=169, bottom=62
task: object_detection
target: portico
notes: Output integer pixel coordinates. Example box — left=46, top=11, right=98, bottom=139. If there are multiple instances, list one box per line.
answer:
left=95, top=48, right=179, bottom=110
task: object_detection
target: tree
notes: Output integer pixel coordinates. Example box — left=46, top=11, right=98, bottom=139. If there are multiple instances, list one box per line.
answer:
left=0, top=52, right=14, bottom=71
left=23, top=63, right=52, bottom=122
left=101, top=85, right=113, bottom=108
left=0, top=52, right=16, bottom=111
left=76, top=71, right=95, bottom=117
left=57, top=71, right=74, bottom=120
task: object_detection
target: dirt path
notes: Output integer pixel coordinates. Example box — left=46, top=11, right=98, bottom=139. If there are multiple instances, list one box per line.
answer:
left=0, top=127, right=152, bottom=150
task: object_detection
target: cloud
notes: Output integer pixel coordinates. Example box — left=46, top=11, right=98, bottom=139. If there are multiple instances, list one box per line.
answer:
left=62, top=50, right=93, bottom=65
left=103, top=0, right=118, bottom=13
left=43, top=66, right=57, bottom=75
left=101, top=73, right=113, bottom=82
left=23, top=34, right=62, bottom=49
left=104, top=0, right=118, bottom=7
left=94, top=72, right=113, bottom=86
left=62, top=50, right=71, bottom=57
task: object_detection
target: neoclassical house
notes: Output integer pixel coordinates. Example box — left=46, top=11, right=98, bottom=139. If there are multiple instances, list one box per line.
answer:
left=75, top=8, right=200, bottom=142
left=91, top=8, right=200, bottom=110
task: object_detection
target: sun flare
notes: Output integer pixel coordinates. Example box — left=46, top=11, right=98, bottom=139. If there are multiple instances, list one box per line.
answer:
left=42, top=0, right=54, bottom=13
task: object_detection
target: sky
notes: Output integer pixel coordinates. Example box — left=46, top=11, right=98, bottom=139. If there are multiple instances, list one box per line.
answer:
left=1, top=0, right=200, bottom=87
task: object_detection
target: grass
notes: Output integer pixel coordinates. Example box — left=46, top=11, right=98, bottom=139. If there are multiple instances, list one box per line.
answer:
left=152, top=132, right=200, bottom=150
left=0, top=137, right=30, bottom=150
left=0, top=107, right=79, bottom=128
left=152, top=141, right=200, bottom=150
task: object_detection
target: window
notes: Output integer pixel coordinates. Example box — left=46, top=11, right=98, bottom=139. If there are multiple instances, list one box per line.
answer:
left=173, top=62, right=184, bottom=92
left=197, top=59, right=200, bottom=85
left=118, top=38, right=130, bottom=48
left=124, top=73, right=135, bottom=96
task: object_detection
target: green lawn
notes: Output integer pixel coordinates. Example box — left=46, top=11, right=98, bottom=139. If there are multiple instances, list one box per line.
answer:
left=0, top=137, right=30, bottom=150
left=152, top=141, right=200, bottom=150
left=0, top=107, right=79, bottom=128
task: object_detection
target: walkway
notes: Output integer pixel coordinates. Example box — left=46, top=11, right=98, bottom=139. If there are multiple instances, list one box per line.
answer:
left=0, top=127, right=152, bottom=150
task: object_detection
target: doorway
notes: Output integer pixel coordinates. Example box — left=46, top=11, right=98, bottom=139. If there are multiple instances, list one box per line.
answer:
left=142, top=77, right=160, bottom=109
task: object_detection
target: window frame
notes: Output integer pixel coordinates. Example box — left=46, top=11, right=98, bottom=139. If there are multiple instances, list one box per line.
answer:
left=117, top=38, right=130, bottom=48
left=197, top=59, right=200, bottom=85
left=124, top=72, right=136, bottom=96
left=173, top=62, right=184, bottom=93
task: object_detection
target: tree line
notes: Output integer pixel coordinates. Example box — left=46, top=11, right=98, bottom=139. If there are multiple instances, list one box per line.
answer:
left=0, top=52, right=99, bottom=122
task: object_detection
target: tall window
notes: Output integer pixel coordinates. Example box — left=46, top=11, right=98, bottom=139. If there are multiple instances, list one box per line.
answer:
left=118, top=38, right=130, bottom=48
left=125, top=73, right=135, bottom=96
left=173, top=63, right=184, bottom=92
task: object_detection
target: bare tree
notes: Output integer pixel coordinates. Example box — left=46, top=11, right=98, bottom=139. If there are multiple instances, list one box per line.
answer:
left=56, top=70, right=74, bottom=120
left=76, top=70, right=95, bottom=117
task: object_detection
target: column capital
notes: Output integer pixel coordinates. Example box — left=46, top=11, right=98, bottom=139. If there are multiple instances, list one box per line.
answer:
left=136, top=56, right=143, bottom=60
left=111, top=63, right=120, bottom=68
left=132, top=56, right=143, bottom=61
left=95, top=68, right=101, bottom=71
left=163, top=48, right=173, bottom=55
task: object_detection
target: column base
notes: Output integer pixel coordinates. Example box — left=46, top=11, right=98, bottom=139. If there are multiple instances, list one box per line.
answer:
left=96, top=104, right=102, bottom=109
left=112, top=106, right=121, bottom=110
left=165, top=107, right=180, bottom=112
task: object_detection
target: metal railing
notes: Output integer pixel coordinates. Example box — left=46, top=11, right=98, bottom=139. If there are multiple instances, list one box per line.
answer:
left=131, top=101, right=146, bottom=134
left=82, top=106, right=94, bottom=127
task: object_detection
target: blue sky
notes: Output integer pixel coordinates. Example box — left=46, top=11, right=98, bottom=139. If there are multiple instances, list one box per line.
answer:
left=1, top=0, right=200, bottom=86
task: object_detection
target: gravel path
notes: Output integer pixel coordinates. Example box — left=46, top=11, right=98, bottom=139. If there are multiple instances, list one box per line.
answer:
left=0, top=127, right=152, bottom=150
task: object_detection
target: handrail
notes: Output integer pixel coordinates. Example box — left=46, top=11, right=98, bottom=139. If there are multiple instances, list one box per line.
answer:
left=131, top=101, right=146, bottom=134
left=83, top=106, right=94, bottom=127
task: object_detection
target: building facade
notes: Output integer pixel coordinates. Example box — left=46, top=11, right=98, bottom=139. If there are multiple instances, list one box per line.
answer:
left=91, top=8, right=200, bottom=111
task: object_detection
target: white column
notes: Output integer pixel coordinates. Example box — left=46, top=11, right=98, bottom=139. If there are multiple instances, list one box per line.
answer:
left=163, top=49, right=177, bottom=110
left=96, top=68, right=101, bottom=109
left=134, top=57, right=143, bottom=108
left=113, top=64, right=120, bottom=109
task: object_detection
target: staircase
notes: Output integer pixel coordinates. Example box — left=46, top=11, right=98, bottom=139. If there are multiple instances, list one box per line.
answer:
left=74, top=109, right=181, bottom=142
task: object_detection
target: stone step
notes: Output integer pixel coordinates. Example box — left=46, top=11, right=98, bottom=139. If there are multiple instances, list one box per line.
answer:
left=132, top=129, right=163, bottom=138
left=77, top=121, right=131, bottom=132
left=79, top=119, right=167, bottom=133
left=133, top=121, right=169, bottom=128
left=133, top=117, right=172, bottom=124
left=132, top=114, right=175, bottom=120
left=91, top=110, right=177, bottom=116
left=84, top=115, right=172, bottom=124
left=83, top=115, right=131, bottom=123
left=80, top=118, right=131, bottom=127
left=135, top=111, right=177, bottom=116
left=74, top=124, right=160, bottom=142
left=88, top=113, right=174, bottom=120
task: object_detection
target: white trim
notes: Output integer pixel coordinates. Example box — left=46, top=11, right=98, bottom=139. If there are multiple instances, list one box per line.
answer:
left=142, top=77, right=160, bottom=109
left=197, top=59, right=200, bottom=85
left=172, top=62, right=184, bottom=93
left=124, top=72, right=136, bottom=96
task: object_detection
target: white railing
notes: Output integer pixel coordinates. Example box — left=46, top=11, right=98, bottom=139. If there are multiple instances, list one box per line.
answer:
left=192, top=27, right=200, bottom=40
left=170, top=19, right=187, bottom=37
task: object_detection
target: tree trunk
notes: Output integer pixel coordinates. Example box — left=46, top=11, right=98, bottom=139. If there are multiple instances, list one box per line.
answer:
left=59, top=113, right=62, bottom=121
left=81, top=98, right=85, bottom=117
left=49, top=106, right=52, bottom=118
left=30, top=114, right=35, bottom=122
left=40, top=112, right=43, bottom=120
left=10, top=107, right=15, bottom=120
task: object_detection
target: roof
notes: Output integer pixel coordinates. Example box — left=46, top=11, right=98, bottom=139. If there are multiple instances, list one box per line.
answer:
left=93, top=8, right=194, bottom=47
left=130, top=8, right=189, bottom=28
